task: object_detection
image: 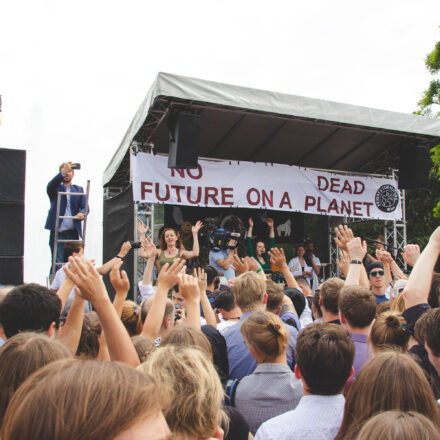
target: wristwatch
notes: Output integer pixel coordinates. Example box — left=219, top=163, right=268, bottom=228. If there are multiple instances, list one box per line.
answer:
left=350, top=259, right=362, bottom=265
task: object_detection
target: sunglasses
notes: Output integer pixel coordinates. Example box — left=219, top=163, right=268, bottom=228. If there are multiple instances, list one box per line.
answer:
left=369, top=270, right=384, bottom=277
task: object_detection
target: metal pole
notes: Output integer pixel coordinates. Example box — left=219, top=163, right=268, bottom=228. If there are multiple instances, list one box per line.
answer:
left=82, top=180, right=91, bottom=248
left=51, top=192, right=62, bottom=281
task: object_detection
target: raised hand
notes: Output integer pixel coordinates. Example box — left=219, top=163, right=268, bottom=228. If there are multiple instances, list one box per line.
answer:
left=347, top=237, right=367, bottom=261
left=60, top=162, right=73, bottom=174
left=137, top=220, right=149, bottom=237
left=376, top=249, right=392, bottom=264
left=194, top=267, right=207, bottom=293
left=192, top=220, right=203, bottom=234
left=244, top=256, right=260, bottom=272
left=248, top=217, right=254, bottom=227
left=110, top=259, right=130, bottom=296
left=118, top=241, right=132, bottom=258
left=141, top=236, right=157, bottom=259
left=266, top=218, right=274, bottom=229
left=63, top=256, right=107, bottom=303
left=269, top=247, right=287, bottom=267
left=157, top=258, right=186, bottom=290
left=178, top=273, right=201, bottom=303
left=232, top=254, right=249, bottom=275
left=401, top=244, right=421, bottom=267
left=334, top=225, right=355, bottom=252
left=336, top=249, right=350, bottom=277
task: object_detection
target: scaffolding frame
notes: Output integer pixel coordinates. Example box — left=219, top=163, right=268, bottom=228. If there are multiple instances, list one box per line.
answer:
left=328, top=169, right=407, bottom=278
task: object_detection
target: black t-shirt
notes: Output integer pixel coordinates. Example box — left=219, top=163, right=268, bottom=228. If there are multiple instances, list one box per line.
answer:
left=201, top=325, right=229, bottom=386
left=223, top=406, right=250, bottom=440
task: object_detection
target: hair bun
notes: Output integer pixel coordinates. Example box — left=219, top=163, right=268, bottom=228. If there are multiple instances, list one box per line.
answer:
left=385, top=315, right=400, bottom=329
left=267, top=322, right=281, bottom=337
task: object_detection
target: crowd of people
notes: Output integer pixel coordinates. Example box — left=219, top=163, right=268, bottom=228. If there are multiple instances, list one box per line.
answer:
left=1, top=162, right=440, bottom=439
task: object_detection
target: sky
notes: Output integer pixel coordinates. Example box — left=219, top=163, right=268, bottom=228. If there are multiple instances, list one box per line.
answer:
left=1, top=0, right=440, bottom=284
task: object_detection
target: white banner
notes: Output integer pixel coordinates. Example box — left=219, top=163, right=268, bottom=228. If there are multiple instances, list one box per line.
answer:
left=132, top=153, right=402, bottom=221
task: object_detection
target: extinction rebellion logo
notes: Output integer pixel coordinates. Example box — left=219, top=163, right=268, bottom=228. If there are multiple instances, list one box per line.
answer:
left=375, top=185, right=399, bottom=213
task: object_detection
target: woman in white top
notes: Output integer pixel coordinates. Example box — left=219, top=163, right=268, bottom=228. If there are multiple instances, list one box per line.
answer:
left=288, top=245, right=313, bottom=286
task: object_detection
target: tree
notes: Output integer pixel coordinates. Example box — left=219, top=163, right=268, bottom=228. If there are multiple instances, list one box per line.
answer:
left=416, top=33, right=440, bottom=218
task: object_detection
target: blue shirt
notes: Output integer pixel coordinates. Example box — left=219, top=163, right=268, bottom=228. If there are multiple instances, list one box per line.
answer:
left=255, top=394, right=345, bottom=440
left=224, top=311, right=298, bottom=379
left=209, top=249, right=235, bottom=280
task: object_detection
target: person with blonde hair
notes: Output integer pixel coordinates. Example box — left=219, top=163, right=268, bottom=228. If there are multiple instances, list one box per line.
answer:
left=335, top=351, right=439, bottom=440
left=224, top=271, right=298, bottom=379
left=139, top=345, right=225, bottom=440
left=0, top=332, right=72, bottom=426
left=369, top=311, right=410, bottom=354
left=2, top=359, right=170, bottom=440
left=232, top=311, right=302, bottom=435
left=121, top=300, right=143, bottom=336
left=355, top=410, right=440, bottom=440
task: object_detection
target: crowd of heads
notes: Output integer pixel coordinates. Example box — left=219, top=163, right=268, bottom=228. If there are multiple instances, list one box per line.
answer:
left=2, top=220, right=440, bottom=439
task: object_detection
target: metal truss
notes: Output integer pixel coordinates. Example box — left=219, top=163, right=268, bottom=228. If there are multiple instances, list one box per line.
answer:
left=328, top=170, right=407, bottom=278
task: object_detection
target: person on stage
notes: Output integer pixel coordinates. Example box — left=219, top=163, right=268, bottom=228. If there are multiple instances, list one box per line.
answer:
left=246, top=217, right=276, bottom=271
left=45, top=161, right=87, bottom=266
left=138, top=220, right=202, bottom=272
left=288, top=245, right=313, bottom=286
left=304, top=238, right=321, bottom=291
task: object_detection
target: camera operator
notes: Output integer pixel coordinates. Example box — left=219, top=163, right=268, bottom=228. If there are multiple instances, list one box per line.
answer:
left=45, top=161, right=87, bottom=266
left=209, top=247, right=236, bottom=281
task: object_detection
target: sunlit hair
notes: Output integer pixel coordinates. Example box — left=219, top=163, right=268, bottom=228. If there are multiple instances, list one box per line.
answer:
left=390, top=291, right=405, bottom=313
left=131, top=335, right=155, bottom=363
left=76, top=312, right=102, bottom=358
left=241, top=311, right=289, bottom=362
left=121, top=300, right=142, bottom=336
left=233, top=271, right=266, bottom=313
left=335, top=351, right=439, bottom=440
left=139, top=345, right=227, bottom=439
left=161, top=324, right=213, bottom=361
left=159, top=228, right=183, bottom=250
left=265, top=280, right=284, bottom=313
left=355, top=410, right=440, bottom=440
left=2, top=359, right=168, bottom=440
left=369, top=311, right=410, bottom=353
left=0, top=332, right=72, bottom=426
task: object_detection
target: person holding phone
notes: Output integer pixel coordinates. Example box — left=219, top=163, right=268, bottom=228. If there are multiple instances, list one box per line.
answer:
left=45, top=161, right=87, bottom=267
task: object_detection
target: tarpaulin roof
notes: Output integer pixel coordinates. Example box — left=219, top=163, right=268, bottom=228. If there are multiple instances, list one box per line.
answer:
left=103, top=72, right=440, bottom=187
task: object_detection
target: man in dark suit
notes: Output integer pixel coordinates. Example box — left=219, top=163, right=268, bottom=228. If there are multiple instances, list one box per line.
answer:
left=45, top=161, right=87, bottom=267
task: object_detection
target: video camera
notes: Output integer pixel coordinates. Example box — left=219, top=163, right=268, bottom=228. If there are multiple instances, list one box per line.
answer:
left=208, top=228, right=241, bottom=252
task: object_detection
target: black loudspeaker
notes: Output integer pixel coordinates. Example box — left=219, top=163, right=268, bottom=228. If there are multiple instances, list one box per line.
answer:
left=0, top=257, right=23, bottom=285
left=0, top=148, right=25, bottom=202
left=0, top=148, right=26, bottom=285
left=168, top=112, right=200, bottom=169
left=398, top=145, right=431, bottom=190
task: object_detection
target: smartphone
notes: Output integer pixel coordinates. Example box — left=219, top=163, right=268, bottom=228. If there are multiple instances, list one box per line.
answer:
left=71, top=163, right=81, bottom=170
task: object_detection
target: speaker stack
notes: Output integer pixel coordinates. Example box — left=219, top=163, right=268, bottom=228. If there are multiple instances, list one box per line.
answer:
left=0, top=148, right=26, bottom=285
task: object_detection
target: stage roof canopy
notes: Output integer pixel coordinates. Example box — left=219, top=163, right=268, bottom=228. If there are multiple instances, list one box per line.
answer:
left=104, top=72, right=440, bottom=187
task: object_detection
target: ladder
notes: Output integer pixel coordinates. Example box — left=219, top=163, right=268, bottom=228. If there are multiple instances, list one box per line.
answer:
left=50, top=180, right=91, bottom=281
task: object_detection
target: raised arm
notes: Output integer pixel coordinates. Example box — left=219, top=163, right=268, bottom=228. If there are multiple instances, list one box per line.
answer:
left=56, top=275, right=74, bottom=311
left=178, top=273, right=201, bottom=328
left=196, top=267, right=217, bottom=328
left=269, top=247, right=300, bottom=290
left=376, top=250, right=393, bottom=286
left=403, top=235, right=439, bottom=309
left=181, top=221, right=202, bottom=259
left=57, top=287, right=85, bottom=355
left=345, top=238, right=367, bottom=286
left=96, top=241, right=132, bottom=275
left=64, top=257, right=139, bottom=367
left=109, top=260, right=130, bottom=317
left=247, top=217, right=256, bottom=257
left=142, top=259, right=186, bottom=341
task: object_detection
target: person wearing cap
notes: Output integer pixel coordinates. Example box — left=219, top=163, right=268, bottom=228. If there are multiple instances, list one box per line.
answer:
left=366, top=261, right=391, bottom=304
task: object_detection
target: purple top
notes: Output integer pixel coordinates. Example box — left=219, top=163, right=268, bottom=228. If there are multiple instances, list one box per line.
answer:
left=351, top=332, right=370, bottom=378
